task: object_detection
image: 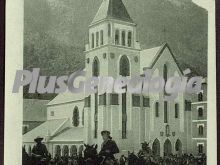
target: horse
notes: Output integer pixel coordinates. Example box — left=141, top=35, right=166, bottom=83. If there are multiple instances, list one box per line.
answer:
left=127, top=152, right=139, bottom=165
left=22, top=147, right=31, bottom=165
left=83, top=144, right=118, bottom=165
left=83, top=144, right=99, bottom=165
left=140, top=141, right=152, bottom=155
left=30, top=154, right=52, bottom=165
left=22, top=146, right=52, bottom=165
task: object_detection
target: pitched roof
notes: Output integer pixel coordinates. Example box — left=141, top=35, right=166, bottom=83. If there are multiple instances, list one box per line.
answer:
left=140, top=43, right=183, bottom=74
left=91, top=0, right=134, bottom=25
left=23, top=118, right=68, bottom=143
left=140, top=45, right=164, bottom=69
left=50, top=127, right=84, bottom=142
left=23, top=99, right=50, bottom=122
left=47, top=92, right=85, bottom=106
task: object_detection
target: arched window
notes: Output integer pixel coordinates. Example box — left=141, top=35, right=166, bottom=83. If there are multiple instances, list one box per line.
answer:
left=198, top=92, right=203, bottom=101
left=119, top=55, right=129, bottom=139
left=175, top=103, right=179, bottom=118
left=164, top=139, right=172, bottom=156
left=152, top=139, right=160, bottom=156
left=164, top=101, right=168, bottom=123
left=115, top=29, right=120, bottom=45
left=78, top=145, right=84, bottom=155
left=62, top=145, right=69, bottom=156
left=55, top=145, right=61, bottom=157
left=100, top=30, right=104, bottom=45
left=128, top=31, right=132, bottom=47
left=93, top=57, right=99, bottom=138
left=175, top=139, right=182, bottom=154
left=122, top=31, right=126, bottom=46
left=94, top=118, right=98, bottom=138
left=198, top=125, right=204, bottom=135
left=198, top=107, right=203, bottom=117
left=163, top=64, right=168, bottom=95
left=70, top=145, right=77, bottom=156
left=92, top=57, right=100, bottom=77
left=96, top=32, right=99, bottom=47
left=91, top=33, right=94, bottom=48
left=108, top=23, right=111, bottom=37
left=72, top=107, right=79, bottom=127
left=155, top=102, right=159, bottom=117
left=163, top=64, right=168, bottom=82
left=119, top=55, right=130, bottom=76
left=82, top=108, right=84, bottom=126
left=198, top=144, right=203, bottom=153
left=122, top=92, right=127, bottom=139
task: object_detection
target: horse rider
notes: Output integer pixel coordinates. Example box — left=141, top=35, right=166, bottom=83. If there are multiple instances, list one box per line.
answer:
left=99, top=130, right=119, bottom=163
left=32, top=136, right=48, bottom=163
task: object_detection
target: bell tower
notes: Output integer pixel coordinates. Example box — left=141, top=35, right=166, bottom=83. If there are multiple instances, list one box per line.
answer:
left=85, top=0, right=140, bottom=52
left=84, top=0, right=142, bottom=152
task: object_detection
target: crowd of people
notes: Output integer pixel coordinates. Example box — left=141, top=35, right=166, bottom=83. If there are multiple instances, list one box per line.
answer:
left=22, top=131, right=207, bottom=165
left=122, top=152, right=206, bottom=165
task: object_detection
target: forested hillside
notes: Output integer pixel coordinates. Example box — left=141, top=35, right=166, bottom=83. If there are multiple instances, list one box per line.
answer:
left=24, top=0, right=207, bottom=99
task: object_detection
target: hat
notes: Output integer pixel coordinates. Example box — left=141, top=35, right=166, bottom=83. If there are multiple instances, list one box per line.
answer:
left=101, top=130, right=110, bottom=136
left=34, top=136, right=44, bottom=142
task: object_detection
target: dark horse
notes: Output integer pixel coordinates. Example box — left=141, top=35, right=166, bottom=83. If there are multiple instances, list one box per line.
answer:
left=83, top=144, right=99, bottom=165
left=127, top=152, right=139, bottom=165
left=22, top=146, right=52, bottom=165
left=30, top=154, right=52, bottom=165
left=127, top=142, right=155, bottom=165
left=83, top=144, right=118, bottom=165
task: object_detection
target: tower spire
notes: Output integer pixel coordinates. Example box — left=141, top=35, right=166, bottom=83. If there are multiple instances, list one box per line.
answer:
left=91, top=0, right=134, bottom=25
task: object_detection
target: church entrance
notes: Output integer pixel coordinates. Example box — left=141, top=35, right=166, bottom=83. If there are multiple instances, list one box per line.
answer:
left=152, top=139, right=160, bottom=156
left=175, top=139, right=182, bottom=155
left=164, top=139, right=172, bottom=156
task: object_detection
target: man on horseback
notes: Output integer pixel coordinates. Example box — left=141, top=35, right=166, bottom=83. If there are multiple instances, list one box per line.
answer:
left=31, top=136, right=49, bottom=164
left=99, top=130, right=119, bottom=164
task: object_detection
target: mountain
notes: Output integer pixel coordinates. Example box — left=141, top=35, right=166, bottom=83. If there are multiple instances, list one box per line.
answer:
left=24, top=0, right=207, bottom=99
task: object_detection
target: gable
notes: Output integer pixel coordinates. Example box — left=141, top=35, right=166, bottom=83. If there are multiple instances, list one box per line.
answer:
left=140, top=43, right=183, bottom=76
left=140, top=45, right=164, bottom=73
left=152, top=45, right=183, bottom=76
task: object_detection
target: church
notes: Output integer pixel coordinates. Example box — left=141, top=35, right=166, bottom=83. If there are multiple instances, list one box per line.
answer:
left=23, top=0, right=207, bottom=157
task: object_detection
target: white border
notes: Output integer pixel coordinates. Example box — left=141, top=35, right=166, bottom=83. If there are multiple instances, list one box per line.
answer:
left=4, top=0, right=217, bottom=164
left=5, top=0, right=23, bottom=164
left=206, top=1, right=217, bottom=164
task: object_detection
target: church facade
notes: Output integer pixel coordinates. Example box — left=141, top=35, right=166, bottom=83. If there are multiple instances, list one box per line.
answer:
left=23, top=0, right=207, bottom=158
